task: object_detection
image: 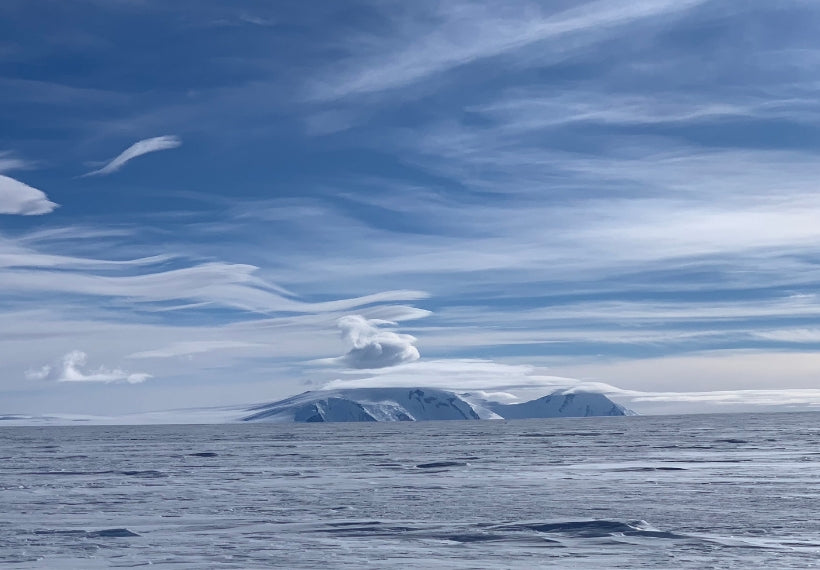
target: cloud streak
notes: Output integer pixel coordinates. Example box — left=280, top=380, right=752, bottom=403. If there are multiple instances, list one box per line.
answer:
left=0, top=248, right=427, bottom=314
left=128, top=340, right=264, bottom=359
left=83, top=135, right=181, bottom=177
left=312, top=0, right=707, bottom=99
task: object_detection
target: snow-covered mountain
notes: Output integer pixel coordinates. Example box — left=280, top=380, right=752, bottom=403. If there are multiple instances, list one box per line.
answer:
left=484, top=391, right=637, bottom=419
left=0, top=388, right=636, bottom=425
left=241, top=387, right=635, bottom=423
left=241, top=388, right=482, bottom=422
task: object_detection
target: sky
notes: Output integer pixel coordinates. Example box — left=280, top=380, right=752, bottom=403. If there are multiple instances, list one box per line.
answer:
left=3, top=0, right=820, bottom=417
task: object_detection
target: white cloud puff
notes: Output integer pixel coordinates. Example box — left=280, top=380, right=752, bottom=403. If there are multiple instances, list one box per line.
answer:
left=0, top=174, right=58, bottom=215
left=26, top=350, right=150, bottom=384
left=83, top=135, right=181, bottom=176
left=337, top=315, right=420, bottom=369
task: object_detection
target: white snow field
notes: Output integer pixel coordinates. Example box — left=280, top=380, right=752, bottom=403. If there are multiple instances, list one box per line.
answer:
left=1, top=413, right=819, bottom=568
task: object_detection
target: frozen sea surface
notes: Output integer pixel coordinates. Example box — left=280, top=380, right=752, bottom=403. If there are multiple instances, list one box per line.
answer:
left=1, top=413, right=819, bottom=568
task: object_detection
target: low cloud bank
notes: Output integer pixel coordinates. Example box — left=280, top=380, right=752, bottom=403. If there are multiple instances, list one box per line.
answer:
left=323, top=358, right=820, bottom=410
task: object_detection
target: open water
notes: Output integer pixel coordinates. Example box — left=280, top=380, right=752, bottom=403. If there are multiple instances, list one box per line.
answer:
left=1, top=413, right=819, bottom=568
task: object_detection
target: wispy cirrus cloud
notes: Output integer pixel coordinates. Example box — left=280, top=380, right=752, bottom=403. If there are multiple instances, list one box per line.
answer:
left=0, top=249, right=427, bottom=314
left=311, top=0, right=708, bottom=100
left=0, top=151, right=32, bottom=172
left=83, top=135, right=181, bottom=177
left=467, top=91, right=820, bottom=131
left=128, top=340, right=264, bottom=359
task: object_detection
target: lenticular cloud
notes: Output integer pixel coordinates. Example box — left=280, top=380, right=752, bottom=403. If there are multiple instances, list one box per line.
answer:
left=337, top=315, right=420, bottom=369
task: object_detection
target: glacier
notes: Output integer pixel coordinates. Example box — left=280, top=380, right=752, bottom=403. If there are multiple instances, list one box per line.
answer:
left=241, top=387, right=635, bottom=423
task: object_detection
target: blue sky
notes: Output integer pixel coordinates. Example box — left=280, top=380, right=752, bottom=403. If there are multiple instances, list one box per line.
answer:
left=3, top=0, right=820, bottom=416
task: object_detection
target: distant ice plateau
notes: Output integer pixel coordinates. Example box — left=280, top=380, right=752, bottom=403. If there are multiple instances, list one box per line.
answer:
left=241, top=387, right=636, bottom=423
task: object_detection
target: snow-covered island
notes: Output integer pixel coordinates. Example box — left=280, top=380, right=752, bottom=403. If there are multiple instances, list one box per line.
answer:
left=241, top=387, right=636, bottom=423
left=0, top=388, right=636, bottom=426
